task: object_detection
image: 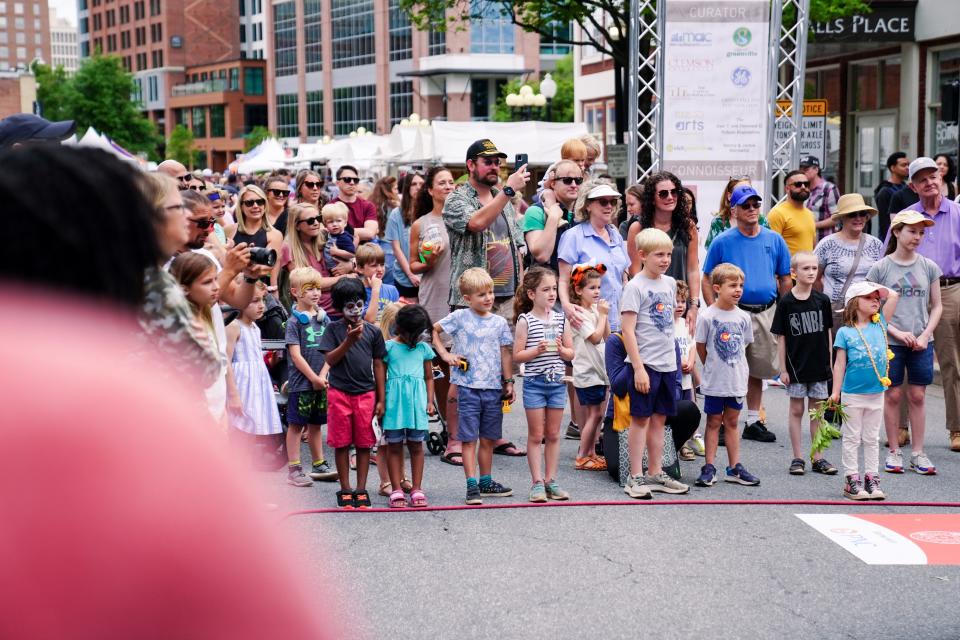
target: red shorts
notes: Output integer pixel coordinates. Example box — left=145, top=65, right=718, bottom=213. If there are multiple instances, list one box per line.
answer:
left=326, top=387, right=377, bottom=449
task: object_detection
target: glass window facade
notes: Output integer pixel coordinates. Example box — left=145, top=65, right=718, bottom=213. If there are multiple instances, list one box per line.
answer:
left=428, top=29, right=445, bottom=56
left=277, top=93, right=299, bottom=138
left=390, top=80, right=413, bottom=125
left=304, top=0, right=321, bottom=72
left=539, top=21, right=572, bottom=55
left=388, top=0, right=411, bottom=61
left=931, top=48, right=960, bottom=160
left=331, top=0, right=374, bottom=69
left=333, top=84, right=376, bottom=135
left=470, top=0, right=513, bottom=54
left=210, top=104, right=225, bottom=137
left=244, top=66, right=264, bottom=95
left=192, top=106, right=206, bottom=138
left=273, top=1, right=296, bottom=76
left=307, top=90, right=323, bottom=137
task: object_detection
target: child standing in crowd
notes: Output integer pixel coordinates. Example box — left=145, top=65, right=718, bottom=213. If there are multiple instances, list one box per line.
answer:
left=319, top=278, right=387, bottom=509
left=620, top=229, right=688, bottom=498
left=830, top=281, right=899, bottom=501
left=569, top=263, right=610, bottom=471
left=771, top=251, right=838, bottom=476
left=674, top=281, right=702, bottom=461
left=283, top=267, right=337, bottom=487
left=225, top=281, right=284, bottom=441
left=513, top=267, right=574, bottom=503
left=433, top=268, right=515, bottom=505
left=320, top=202, right=356, bottom=272
left=356, top=243, right=400, bottom=323
left=867, top=210, right=942, bottom=476
left=695, top=263, right=761, bottom=488
left=382, top=305, right=435, bottom=508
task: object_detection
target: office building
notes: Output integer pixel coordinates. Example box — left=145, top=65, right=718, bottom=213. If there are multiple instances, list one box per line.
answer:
left=0, top=0, right=50, bottom=72
left=49, top=8, right=78, bottom=73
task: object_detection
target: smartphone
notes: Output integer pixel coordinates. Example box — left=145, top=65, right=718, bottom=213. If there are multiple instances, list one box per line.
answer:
left=515, top=153, right=528, bottom=170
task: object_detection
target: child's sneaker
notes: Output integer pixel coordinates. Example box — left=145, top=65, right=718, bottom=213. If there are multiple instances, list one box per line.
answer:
left=689, top=433, right=706, bottom=456
left=286, top=465, right=313, bottom=487
left=884, top=449, right=904, bottom=473
left=335, top=490, right=354, bottom=509
left=544, top=479, right=570, bottom=501
left=528, top=482, right=547, bottom=503
left=309, top=460, right=338, bottom=481
left=645, top=471, right=690, bottom=494
left=465, top=484, right=482, bottom=505
left=811, top=458, right=838, bottom=475
left=565, top=421, right=581, bottom=440
left=679, top=445, right=696, bottom=461
left=842, top=474, right=870, bottom=500
left=695, top=463, right=717, bottom=487
left=910, top=452, right=936, bottom=475
left=789, top=458, right=806, bottom=475
left=624, top=474, right=653, bottom=499
left=863, top=473, right=886, bottom=500
left=725, top=463, right=760, bottom=486
left=479, top=479, right=513, bottom=497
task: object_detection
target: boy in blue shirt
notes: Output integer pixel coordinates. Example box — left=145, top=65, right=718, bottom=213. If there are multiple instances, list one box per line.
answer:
left=356, top=243, right=400, bottom=324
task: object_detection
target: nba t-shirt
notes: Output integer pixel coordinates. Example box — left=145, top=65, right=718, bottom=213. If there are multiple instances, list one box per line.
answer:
left=770, top=290, right=833, bottom=383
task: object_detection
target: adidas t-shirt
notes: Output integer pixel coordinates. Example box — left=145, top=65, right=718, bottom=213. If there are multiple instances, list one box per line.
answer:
left=866, top=255, right=941, bottom=347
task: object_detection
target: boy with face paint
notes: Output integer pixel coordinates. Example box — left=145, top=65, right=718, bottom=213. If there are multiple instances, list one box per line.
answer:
left=318, top=278, right=388, bottom=509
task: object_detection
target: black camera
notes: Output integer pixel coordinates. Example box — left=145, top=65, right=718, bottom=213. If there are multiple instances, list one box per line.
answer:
left=249, top=247, right=277, bottom=267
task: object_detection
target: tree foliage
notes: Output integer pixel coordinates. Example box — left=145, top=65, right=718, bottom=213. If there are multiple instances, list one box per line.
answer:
left=492, top=52, right=574, bottom=122
left=33, top=54, right=160, bottom=156
left=166, top=124, right=196, bottom=168
left=244, top=125, right=274, bottom=152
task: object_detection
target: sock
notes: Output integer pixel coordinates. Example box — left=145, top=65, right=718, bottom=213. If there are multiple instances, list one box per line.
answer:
left=466, top=477, right=478, bottom=489
left=744, top=410, right=759, bottom=426
left=479, top=474, right=492, bottom=488
left=312, top=459, right=325, bottom=467
left=288, top=460, right=301, bottom=468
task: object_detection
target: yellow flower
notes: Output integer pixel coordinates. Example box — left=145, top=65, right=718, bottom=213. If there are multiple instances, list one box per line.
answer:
left=887, top=349, right=895, bottom=361
left=871, top=313, right=881, bottom=323
left=881, top=377, right=892, bottom=387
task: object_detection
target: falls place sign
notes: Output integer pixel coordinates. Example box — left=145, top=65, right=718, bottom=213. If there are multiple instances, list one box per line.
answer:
left=810, top=1, right=917, bottom=43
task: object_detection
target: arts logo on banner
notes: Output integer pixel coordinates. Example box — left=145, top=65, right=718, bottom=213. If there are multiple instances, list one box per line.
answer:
left=733, top=27, right=752, bottom=47
left=731, top=67, right=751, bottom=88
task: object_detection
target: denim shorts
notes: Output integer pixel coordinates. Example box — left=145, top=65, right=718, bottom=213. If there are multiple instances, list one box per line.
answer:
left=522, top=374, right=567, bottom=410
left=703, top=395, right=744, bottom=416
left=457, top=387, right=503, bottom=442
left=382, top=428, right=428, bottom=444
left=627, top=366, right=678, bottom=418
left=888, top=343, right=935, bottom=387
left=785, top=380, right=829, bottom=399
left=575, top=384, right=608, bottom=406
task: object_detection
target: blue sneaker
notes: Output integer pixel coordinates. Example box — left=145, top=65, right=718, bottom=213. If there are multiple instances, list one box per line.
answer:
left=695, top=463, right=717, bottom=487
left=725, top=463, right=760, bottom=486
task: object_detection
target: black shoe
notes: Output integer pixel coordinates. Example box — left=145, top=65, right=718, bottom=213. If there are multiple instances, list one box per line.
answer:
left=479, top=479, right=513, bottom=497
left=565, top=422, right=581, bottom=440
left=743, top=420, right=776, bottom=442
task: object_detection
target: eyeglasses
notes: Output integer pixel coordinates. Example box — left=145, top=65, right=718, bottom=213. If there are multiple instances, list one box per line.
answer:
left=298, top=216, right=321, bottom=226
left=739, top=202, right=762, bottom=211
left=268, top=189, right=290, bottom=197
left=189, top=217, right=217, bottom=229
left=787, top=181, right=810, bottom=188
left=339, top=176, right=360, bottom=184
left=478, top=157, right=502, bottom=166
left=242, top=198, right=266, bottom=207
left=847, top=211, right=870, bottom=218
left=188, top=185, right=205, bottom=192
left=557, top=176, right=584, bottom=185
left=592, top=198, right=619, bottom=207
left=302, top=180, right=322, bottom=189
left=657, top=188, right=678, bottom=200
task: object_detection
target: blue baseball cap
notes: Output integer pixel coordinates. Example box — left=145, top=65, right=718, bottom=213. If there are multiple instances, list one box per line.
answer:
left=730, top=184, right=762, bottom=207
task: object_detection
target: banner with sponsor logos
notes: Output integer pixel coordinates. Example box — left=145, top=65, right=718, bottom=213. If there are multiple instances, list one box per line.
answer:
left=661, top=0, right=771, bottom=252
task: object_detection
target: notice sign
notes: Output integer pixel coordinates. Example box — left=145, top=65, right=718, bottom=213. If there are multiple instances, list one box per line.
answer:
left=774, top=99, right=828, bottom=168
left=797, top=514, right=960, bottom=565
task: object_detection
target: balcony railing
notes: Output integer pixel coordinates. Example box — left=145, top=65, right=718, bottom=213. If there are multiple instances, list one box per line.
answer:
left=171, top=78, right=238, bottom=97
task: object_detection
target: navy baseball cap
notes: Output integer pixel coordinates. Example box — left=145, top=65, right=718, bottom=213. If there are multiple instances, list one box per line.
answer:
left=0, top=113, right=76, bottom=148
left=799, top=155, right=820, bottom=168
left=730, top=184, right=762, bottom=207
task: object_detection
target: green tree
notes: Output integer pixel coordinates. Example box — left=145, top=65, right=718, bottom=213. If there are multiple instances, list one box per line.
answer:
left=32, top=62, right=72, bottom=123
left=244, top=125, right=274, bottom=152
left=492, top=52, right=574, bottom=122
left=166, top=124, right=195, bottom=168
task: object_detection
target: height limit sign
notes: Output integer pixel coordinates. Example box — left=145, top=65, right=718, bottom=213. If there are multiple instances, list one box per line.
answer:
left=775, top=99, right=828, bottom=167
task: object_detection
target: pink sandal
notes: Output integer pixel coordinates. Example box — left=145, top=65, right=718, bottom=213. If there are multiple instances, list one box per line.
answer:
left=388, top=489, right=406, bottom=508
left=409, top=489, right=428, bottom=508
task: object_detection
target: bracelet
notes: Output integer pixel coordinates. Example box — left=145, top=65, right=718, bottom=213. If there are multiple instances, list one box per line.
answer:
left=243, top=276, right=258, bottom=284
left=502, top=377, right=515, bottom=384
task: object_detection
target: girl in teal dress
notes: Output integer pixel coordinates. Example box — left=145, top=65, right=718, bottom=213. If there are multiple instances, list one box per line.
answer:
left=382, top=304, right=436, bottom=507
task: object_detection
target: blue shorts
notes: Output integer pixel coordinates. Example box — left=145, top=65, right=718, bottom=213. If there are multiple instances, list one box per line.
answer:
left=287, top=390, right=327, bottom=426
left=522, top=374, right=567, bottom=410
left=457, top=387, right=504, bottom=442
left=575, top=384, right=608, bottom=406
left=628, top=366, right=678, bottom=418
left=703, top=395, right=744, bottom=416
left=888, top=343, right=934, bottom=387
left=382, top=428, right=428, bottom=444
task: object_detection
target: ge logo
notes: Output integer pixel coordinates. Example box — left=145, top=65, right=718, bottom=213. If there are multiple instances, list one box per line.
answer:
left=731, top=67, right=751, bottom=87
left=733, top=27, right=751, bottom=47
left=909, top=531, right=960, bottom=545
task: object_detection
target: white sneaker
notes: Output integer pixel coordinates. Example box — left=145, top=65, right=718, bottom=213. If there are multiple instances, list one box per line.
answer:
left=910, top=452, right=937, bottom=475
left=689, top=433, right=706, bottom=457
left=624, top=474, right=653, bottom=500
left=884, top=449, right=904, bottom=473
left=645, top=472, right=690, bottom=494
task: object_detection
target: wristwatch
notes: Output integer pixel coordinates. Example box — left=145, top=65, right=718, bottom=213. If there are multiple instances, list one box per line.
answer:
left=501, top=185, right=516, bottom=198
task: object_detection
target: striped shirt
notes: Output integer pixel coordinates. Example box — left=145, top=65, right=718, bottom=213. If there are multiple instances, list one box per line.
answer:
left=519, top=311, right=566, bottom=376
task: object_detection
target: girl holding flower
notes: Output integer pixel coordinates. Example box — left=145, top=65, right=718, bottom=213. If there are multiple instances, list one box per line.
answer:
left=830, top=281, right=899, bottom=501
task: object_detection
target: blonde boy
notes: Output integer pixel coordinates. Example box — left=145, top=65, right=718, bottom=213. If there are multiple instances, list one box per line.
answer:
left=355, top=243, right=399, bottom=323
left=433, top=268, right=515, bottom=505
left=320, top=202, right=356, bottom=271
left=619, top=228, right=688, bottom=498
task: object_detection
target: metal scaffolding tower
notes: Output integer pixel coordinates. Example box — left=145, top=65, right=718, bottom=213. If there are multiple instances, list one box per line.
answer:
left=626, top=0, right=665, bottom=185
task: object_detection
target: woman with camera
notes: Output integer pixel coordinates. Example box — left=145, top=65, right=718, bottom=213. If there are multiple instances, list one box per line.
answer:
left=225, top=184, right=284, bottom=293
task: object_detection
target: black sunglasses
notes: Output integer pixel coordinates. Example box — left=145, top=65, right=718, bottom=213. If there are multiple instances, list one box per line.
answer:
left=593, top=198, right=619, bottom=207
left=269, top=188, right=290, bottom=197
left=188, top=185, right=205, bottom=192
left=302, top=180, right=322, bottom=189
left=298, top=215, right=321, bottom=226
left=242, top=198, right=266, bottom=207
left=787, top=180, right=810, bottom=188
left=178, top=174, right=191, bottom=182
left=478, top=157, right=502, bottom=166
left=340, top=176, right=360, bottom=184
left=557, top=176, right=584, bottom=185
left=739, top=201, right=762, bottom=211
left=657, top=188, right=678, bottom=199
left=190, top=217, right=216, bottom=229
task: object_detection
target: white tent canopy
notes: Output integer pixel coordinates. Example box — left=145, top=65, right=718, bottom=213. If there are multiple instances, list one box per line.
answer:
left=429, top=121, right=588, bottom=166
left=64, top=126, right=142, bottom=167
left=234, top=138, right=289, bottom=174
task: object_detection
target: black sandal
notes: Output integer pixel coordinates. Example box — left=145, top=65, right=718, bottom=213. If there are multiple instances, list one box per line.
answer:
left=353, top=490, right=372, bottom=509
left=336, top=490, right=355, bottom=510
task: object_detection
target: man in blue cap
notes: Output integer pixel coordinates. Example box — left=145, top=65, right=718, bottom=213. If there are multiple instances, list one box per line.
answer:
left=0, top=113, right=75, bottom=148
left=702, top=184, right=792, bottom=443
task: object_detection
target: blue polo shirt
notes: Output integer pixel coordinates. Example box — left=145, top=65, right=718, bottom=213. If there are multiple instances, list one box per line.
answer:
left=703, top=226, right=791, bottom=305
left=557, top=221, right=630, bottom=331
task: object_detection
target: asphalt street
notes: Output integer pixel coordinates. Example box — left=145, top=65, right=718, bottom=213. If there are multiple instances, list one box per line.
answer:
left=259, top=382, right=960, bottom=639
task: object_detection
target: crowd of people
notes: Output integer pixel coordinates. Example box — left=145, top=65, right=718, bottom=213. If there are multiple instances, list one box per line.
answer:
left=3, top=112, right=959, bottom=508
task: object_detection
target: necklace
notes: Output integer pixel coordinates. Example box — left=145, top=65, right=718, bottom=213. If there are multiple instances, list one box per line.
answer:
left=853, top=316, right=892, bottom=388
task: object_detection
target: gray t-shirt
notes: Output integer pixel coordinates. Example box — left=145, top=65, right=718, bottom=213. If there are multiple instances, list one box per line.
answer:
left=619, top=273, right=677, bottom=372
left=284, top=309, right=329, bottom=393
left=694, top=304, right=754, bottom=398
left=813, top=233, right=883, bottom=304
left=866, top=255, right=942, bottom=346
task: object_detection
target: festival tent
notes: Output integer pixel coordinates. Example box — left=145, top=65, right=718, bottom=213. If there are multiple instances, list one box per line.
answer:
left=66, top=127, right=143, bottom=167
left=429, top=121, right=589, bottom=166
left=233, top=138, right=289, bottom=174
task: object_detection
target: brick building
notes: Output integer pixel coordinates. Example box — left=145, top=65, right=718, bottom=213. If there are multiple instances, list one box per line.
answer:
left=0, top=68, right=35, bottom=118
left=0, top=0, right=50, bottom=72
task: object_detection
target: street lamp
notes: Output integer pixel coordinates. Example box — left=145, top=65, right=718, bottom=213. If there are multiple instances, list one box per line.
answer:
left=506, top=84, right=545, bottom=121
left=539, top=73, right=557, bottom=121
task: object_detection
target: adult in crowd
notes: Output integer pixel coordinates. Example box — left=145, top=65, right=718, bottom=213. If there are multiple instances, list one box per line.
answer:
left=618, top=183, right=643, bottom=240
left=333, top=165, right=378, bottom=242
left=295, top=169, right=325, bottom=208
left=801, top=156, right=841, bottom=242
left=704, top=176, right=769, bottom=248
left=557, top=182, right=630, bottom=332
left=767, top=169, right=816, bottom=255
left=899, top=157, right=960, bottom=452
left=386, top=172, right=425, bottom=300
left=875, top=151, right=910, bottom=239
left=225, top=184, right=283, bottom=293
left=185, top=173, right=206, bottom=193
left=157, top=159, right=190, bottom=187
left=0, top=112, right=75, bottom=148
left=224, top=172, right=240, bottom=196
left=369, top=176, right=400, bottom=286
left=702, top=184, right=791, bottom=442
left=814, top=193, right=883, bottom=328
left=626, top=172, right=700, bottom=326
left=263, top=173, right=291, bottom=236
left=522, top=159, right=583, bottom=271
left=935, top=153, right=957, bottom=200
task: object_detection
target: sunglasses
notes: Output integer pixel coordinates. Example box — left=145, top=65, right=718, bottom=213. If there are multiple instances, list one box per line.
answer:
left=190, top=217, right=217, bottom=229
left=787, top=181, right=810, bottom=188
left=478, top=157, right=502, bottom=166
left=188, top=185, right=205, bottom=192
left=339, top=176, right=360, bottom=184
left=298, top=216, right=321, bottom=226
left=302, top=180, right=322, bottom=189
left=846, top=211, right=870, bottom=218
left=242, top=198, right=266, bottom=207
left=269, top=189, right=290, bottom=197
left=178, top=174, right=191, bottom=182
left=657, top=188, right=678, bottom=199
left=556, top=176, right=584, bottom=185
left=592, top=198, right=619, bottom=207
left=739, top=201, right=762, bottom=211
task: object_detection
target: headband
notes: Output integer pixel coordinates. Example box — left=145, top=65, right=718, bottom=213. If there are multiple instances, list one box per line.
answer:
left=570, top=262, right=607, bottom=289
